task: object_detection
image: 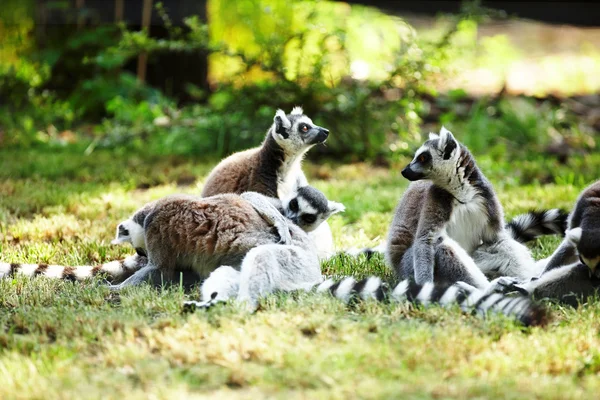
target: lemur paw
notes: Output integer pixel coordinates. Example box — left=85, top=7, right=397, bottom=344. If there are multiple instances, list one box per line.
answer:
left=276, top=225, right=292, bottom=245
left=486, top=276, right=523, bottom=295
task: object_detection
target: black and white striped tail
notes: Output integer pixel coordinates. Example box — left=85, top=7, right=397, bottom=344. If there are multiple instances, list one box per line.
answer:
left=315, top=277, right=549, bottom=327
left=506, top=209, right=568, bottom=243
left=0, top=254, right=146, bottom=281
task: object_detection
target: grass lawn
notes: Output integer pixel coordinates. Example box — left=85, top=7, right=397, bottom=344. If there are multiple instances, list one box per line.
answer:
left=1, top=147, right=600, bottom=399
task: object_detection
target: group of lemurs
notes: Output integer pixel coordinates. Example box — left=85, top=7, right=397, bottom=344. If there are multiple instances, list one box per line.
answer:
left=2, top=107, right=599, bottom=327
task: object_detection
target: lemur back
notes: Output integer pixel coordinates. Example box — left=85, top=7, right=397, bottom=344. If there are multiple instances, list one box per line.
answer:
left=386, top=128, right=538, bottom=289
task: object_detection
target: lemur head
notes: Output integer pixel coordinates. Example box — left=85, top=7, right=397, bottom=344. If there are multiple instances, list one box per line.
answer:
left=401, top=127, right=461, bottom=184
left=567, top=227, right=600, bottom=277
left=111, top=210, right=148, bottom=256
left=271, top=107, right=329, bottom=154
left=283, top=186, right=345, bottom=232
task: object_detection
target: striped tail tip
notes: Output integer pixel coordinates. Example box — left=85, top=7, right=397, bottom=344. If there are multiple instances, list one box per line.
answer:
left=515, top=300, right=550, bottom=327
left=506, top=208, right=569, bottom=243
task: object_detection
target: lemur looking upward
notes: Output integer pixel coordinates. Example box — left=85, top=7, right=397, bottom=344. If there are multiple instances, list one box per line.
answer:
left=201, top=107, right=328, bottom=199
left=201, top=107, right=336, bottom=260
left=386, top=127, right=539, bottom=290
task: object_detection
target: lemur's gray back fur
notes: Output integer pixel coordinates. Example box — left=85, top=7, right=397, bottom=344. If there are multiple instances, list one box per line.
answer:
left=386, top=127, right=538, bottom=290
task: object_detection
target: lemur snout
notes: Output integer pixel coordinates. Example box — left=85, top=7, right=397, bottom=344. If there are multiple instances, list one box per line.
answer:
left=401, top=165, right=423, bottom=181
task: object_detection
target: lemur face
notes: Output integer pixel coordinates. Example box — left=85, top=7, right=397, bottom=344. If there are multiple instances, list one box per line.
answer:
left=111, top=219, right=147, bottom=256
left=283, top=186, right=345, bottom=232
left=272, top=107, right=329, bottom=153
left=402, top=127, right=460, bottom=183
left=567, top=227, right=600, bottom=277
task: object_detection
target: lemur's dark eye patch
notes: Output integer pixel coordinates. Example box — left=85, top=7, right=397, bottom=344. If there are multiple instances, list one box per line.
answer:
left=417, top=152, right=431, bottom=164
left=289, top=199, right=299, bottom=212
left=302, top=214, right=317, bottom=224
left=118, top=225, right=130, bottom=237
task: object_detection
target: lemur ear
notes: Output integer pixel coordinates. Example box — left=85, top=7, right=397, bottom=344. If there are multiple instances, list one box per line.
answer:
left=438, top=126, right=458, bottom=160
left=566, top=227, right=582, bottom=244
left=274, top=109, right=292, bottom=139
left=428, top=132, right=439, bottom=140
left=291, top=106, right=303, bottom=115
left=327, top=201, right=346, bottom=216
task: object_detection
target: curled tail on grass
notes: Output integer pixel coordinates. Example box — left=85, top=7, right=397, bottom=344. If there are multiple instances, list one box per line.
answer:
left=186, top=273, right=549, bottom=327
left=0, top=254, right=146, bottom=282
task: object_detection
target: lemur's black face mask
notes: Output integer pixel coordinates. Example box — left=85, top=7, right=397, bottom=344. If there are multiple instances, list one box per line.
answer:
left=402, top=151, right=431, bottom=181
left=300, top=123, right=329, bottom=145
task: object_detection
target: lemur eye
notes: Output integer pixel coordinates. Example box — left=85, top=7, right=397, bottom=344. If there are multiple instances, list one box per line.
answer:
left=579, top=255, right=586, bottom=265
left=289, top=199, right=299, bottom=212
left=417, top=152, right=430, bottom=163
left=302, top=214, right=317, bottom=223
left=301, top=124, right=309, bottom=133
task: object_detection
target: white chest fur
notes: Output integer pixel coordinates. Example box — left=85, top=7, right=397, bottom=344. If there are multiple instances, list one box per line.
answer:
left=446, top=197, right=489, bottom=254
left=277, top=156, right=306, bottom=199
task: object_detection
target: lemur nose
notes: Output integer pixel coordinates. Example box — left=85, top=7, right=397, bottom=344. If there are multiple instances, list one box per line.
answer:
left=320, top=128, right=329, bottom=137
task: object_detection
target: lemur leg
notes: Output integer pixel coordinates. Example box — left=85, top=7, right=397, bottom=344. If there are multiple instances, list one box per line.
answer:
left=109, top=263, right=162, bottom=290
left=538, top=238, right=579, bottom=275
left=412, top=237, right=436, bottom=285
left=515, top=262, right=600, bottom=306
left=236, top=244, right=321, bottom=312
left=308, top=221, right=335, bottom=261
left=240, top=192, right=292, bottom=245
left=110, top=243, right=176, bottom=289
left=434, top=235, right=490, bottom=289
left=183, top=266, right=241, bottom=311
left=472, top=234, right=537, bottom=280
left=201, top=266, right=240, bottom=303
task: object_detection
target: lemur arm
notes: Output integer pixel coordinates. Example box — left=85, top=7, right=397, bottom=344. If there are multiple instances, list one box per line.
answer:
left=412, top=189, right=454, bottom=285
left=539, top=237, right=579, bottom=274
left=240, top=192, right=292, bottom=245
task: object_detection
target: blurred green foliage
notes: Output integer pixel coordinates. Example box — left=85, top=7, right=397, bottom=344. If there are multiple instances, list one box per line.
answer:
left=0, top=0, right=596, bottom=164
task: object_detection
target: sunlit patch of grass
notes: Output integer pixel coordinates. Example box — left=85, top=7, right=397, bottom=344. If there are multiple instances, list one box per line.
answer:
left=0, top=147, right=599, bottom=398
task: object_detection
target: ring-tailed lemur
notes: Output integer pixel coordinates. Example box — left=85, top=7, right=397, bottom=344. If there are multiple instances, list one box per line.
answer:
left=1, top=187, right=344, bottom=289
left=187, top=273, right=548, bottom=327
left=184, top=187, right=345, bottom=311
left=200, top=107, right=336, bottom=260
left=109, top=186, right=344, bottom=290
left=498, top=180, right=600, bottom=305
left=386, top=127, right=541, bottom=290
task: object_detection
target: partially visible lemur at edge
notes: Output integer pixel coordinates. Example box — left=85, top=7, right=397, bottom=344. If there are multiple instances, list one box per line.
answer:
left=502, top=180, right=600, bottom=305
left=386, top=127, right=566, bottom=291
left=201, top=107, right=337, bottom=260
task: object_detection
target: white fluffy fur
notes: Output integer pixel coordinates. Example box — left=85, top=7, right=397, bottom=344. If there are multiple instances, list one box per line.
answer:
left=566, top=227, right=582, bottom=244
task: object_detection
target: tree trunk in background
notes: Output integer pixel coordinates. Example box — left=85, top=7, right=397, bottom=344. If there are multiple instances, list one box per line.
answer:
left=137, top=0, right=153, bottom=83
left=35, top=0, right=47, bottom=48
left=76, top=0, right=85, bottom=29
left=114, top=0, right=124, bottom=22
